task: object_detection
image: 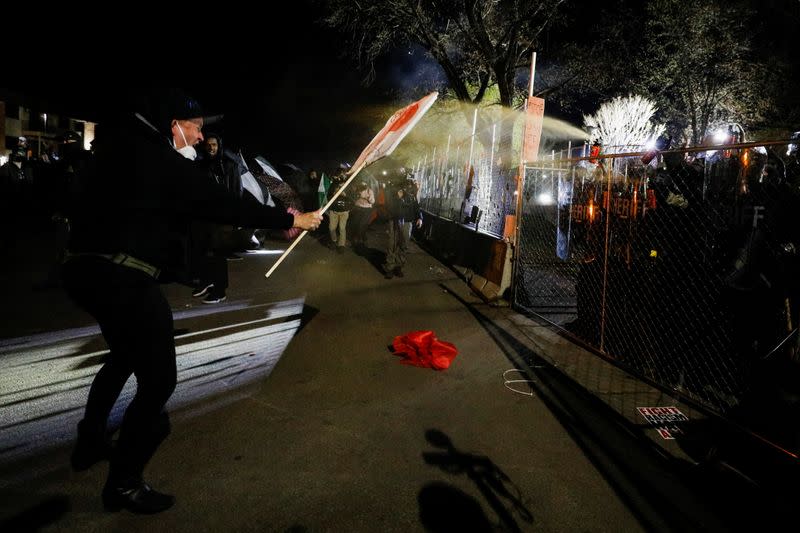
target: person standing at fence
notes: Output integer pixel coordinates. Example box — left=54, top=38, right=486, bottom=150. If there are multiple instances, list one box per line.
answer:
left=382, top=178, right=422, bottom=279
left=61, top=89, right=321, bottom=514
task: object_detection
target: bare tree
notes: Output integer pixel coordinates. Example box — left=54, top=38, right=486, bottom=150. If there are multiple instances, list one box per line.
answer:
left=638, top=0, right=774, bottom=144
left=319, top=0, right=566, bottom=108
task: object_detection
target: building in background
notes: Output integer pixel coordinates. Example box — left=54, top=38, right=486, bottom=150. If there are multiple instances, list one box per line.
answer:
left=0, top=90, right=97, bottom=165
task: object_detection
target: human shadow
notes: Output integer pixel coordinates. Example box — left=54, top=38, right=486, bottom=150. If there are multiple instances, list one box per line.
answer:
left=421, top=429, right=533, bottom=532
left=354, top=244, right=388, bottom=276
left=418, top=482, right=493, bottom=532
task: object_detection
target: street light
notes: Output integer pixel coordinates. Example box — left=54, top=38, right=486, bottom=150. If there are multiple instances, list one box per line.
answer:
left=38, top=113, right=48, bottom=158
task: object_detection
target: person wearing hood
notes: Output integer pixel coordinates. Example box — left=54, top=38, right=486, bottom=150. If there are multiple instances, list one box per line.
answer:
left=199, top=132, right=242, bottom=197
left=188, top=132, right=243, bottom=303
left=61, top=89, right=322, bottom=514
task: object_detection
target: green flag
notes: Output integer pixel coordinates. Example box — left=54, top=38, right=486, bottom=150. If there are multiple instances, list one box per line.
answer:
left=317, top=172, right=331, bottom=208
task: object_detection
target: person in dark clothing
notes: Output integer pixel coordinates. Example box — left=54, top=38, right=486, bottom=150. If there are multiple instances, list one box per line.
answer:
left=0, top=145, right=35, bottom=222
left=189, top=132, right=243, bottom=303
left=61, top=89, right=322, bottom=514
left=382, top=179, right=422, bottom=279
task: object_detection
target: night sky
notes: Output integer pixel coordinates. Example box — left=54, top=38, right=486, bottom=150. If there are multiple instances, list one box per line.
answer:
left=7, top=0, right=402, bottom=173
left=6, top=0, right=799, bottom=173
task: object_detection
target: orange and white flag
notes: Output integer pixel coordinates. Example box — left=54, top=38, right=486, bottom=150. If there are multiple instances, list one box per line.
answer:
left=351, top=92, right=438, bottom=172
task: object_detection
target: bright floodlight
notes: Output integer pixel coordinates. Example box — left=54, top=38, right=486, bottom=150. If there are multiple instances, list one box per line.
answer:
left=537, top=192, right=554, bottom=205
left=713, top=130, right=729, bottom=144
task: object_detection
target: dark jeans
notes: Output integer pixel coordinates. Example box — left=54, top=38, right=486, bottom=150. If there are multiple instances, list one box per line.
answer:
left=384, top=219, right=412, bottom=270
left=349, top=206, right=374, bottom=246
left=62, top=256, right=176, bottom=484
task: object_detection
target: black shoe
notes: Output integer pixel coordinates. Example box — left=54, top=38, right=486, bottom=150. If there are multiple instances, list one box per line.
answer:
left=383, top=268, right=394, bottom=279
left=202, top=292, right=227, bottom=304
left=393, top=267, right=404, bottom=278
left=192, top=283, right=214, bottom=298
left=336, top=246, right=345, bottom=254
left=102, top=480, right=174, bottom=514
left=71, top=422, right=112, bottom=472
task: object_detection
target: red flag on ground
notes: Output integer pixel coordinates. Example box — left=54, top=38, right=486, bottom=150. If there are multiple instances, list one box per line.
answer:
left=391, top=330, right=458, bottom=370
left=351, top=92, right=439, bottom=172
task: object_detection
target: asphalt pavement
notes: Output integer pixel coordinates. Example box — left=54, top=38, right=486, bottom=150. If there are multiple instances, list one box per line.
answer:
left=0, top=221, right=791, bottom=532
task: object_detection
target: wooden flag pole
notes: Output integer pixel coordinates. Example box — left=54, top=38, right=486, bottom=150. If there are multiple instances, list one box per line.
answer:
left=264, top=91, right=438, bottom=279
left=264, top=162, right=367, bottom=278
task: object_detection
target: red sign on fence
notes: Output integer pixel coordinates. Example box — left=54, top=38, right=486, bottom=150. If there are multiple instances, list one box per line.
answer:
left=522, top=96, right=545, bottom=163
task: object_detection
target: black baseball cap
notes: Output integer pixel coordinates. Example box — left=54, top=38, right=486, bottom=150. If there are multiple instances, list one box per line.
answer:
left=133, top=88, right=222, bottom=133
left=167, top=90, right=206, bottom=120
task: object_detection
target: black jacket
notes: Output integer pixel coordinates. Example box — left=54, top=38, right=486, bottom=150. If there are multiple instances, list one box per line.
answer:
left=329, top=180, right=353, bottom=212
left=387, top=189, right=422, bottom=223
left=200, top=133, right=243, bottom=197
left=68, top=113, right=293, bottom=275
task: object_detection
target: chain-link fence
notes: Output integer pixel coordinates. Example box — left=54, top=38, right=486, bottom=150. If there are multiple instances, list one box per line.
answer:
left=514, top=141, right=800, bottom=451
left=413, top=105, right=800, bottom=455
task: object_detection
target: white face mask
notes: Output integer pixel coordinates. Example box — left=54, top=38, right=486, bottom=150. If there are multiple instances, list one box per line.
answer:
left=177, top=145, right=197, bottom=160
left=174, top=122, right=198, bottom=161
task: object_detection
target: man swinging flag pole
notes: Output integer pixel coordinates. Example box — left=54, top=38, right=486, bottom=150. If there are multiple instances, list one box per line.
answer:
left=265, top=91, right=439, bottom=278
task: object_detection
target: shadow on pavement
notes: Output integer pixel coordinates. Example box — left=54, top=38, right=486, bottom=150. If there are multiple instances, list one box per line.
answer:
left=353, top=245, right=387, bottom=276
left=421, top=429, right=533, bottom=532
left=0, top=494, right=71, bottom=532
left=418, top=482, right=492, bottom=533
left=440, top=282, right=798, bottom=532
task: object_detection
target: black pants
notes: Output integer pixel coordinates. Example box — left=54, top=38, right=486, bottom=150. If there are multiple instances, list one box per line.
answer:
left=189, top=221, right=229, bottom=291
left=62, top=256, right=176, bottom=484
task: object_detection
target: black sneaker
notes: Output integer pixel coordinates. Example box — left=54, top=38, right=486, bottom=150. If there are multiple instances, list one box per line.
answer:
left=202, top=293, right=227, bottom=304
left=102, top=480, right=174, bottom=514
left=393, top=267, right=404, bottom=278
left=192, top=283, right=214, bottom=298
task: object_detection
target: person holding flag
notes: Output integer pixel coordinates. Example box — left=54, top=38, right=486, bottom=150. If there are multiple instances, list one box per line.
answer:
left=61, top=88, right=322, bottom=514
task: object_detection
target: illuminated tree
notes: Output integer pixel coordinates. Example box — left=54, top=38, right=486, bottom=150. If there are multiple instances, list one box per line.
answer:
left=583, top=95, right=665, bottom=152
